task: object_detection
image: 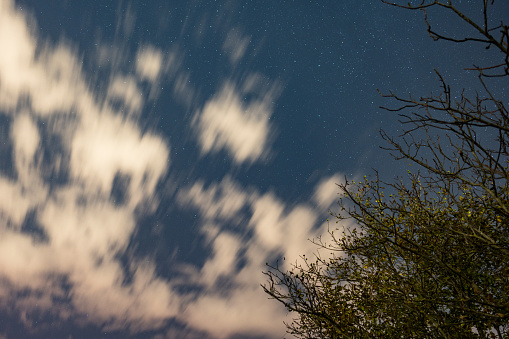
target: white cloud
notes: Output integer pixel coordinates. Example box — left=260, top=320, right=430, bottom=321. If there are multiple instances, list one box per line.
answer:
left=136, top=46, right=164, bottom=83
left=0, top=230, right=53, bottom=284
left=71, top=111, right=169, bottom=208
left=0, top=0, right=36, bottom=111
left=192, top=82, right=278, bottom=164
left=0, top=0, right=176, bottom=333
left=0, top=113, right=48, bottom=228
left=199, top=232, right=241, bottom=286
left=70, top=260, right=179, bottom=332
left=40, top=190, right=135, bottom=258
left=248, top=192, right=321, bottom=268
left=177, top=175, right=255, bottom=221
left=11, top=114, right=39, bottom=165
left=0, top=1, right=346, bottom=338
left=184, top=286, right=288, bottom=339
left=0, top=5, right=84, bottom=116
left=30, top=45, right=83, bottom=115
left=313, top=173, right=343, bottom=209
left=10, top=114, right=45, bottom=190
left=107, top=75, right=144, bottom=114
left=177, top=175, right=340, bottom=338
left=249, top=193, right=286, bottom=250
left=0, top=178, right=32, bottom=226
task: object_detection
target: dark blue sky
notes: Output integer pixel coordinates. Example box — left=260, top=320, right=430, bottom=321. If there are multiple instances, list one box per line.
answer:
left=0, top=0, right=507, bottom=338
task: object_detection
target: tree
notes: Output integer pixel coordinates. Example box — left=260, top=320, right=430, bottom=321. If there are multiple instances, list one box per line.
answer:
left=263, top=1, right=509, bottom=338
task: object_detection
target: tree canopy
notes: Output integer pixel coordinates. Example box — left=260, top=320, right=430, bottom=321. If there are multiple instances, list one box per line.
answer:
left=263, top=1, right=509, bottom=338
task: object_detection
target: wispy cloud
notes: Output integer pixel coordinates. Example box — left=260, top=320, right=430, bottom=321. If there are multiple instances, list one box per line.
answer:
left=192, top=78, right=280, bottom=165
left=177, top=175, right=255, bottom=221
left=0, top=0, right=176, bottom=332
left=0, top=1, right=345, bottom=338
left=136, top=46, right=164, bottom=84
left=222, top=28, right=251, bottom=65
left=313, top=174, right=343, bottom=210
left=107, top=75, right=144, bottom=114
left=176, top=174, right=339, bottom=338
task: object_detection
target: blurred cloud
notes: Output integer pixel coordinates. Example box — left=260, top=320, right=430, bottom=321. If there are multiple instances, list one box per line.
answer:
left=313, top=173, right=343, bottom=209
left=192, top=79, right=280, bottom=165
left=176, top=174, right=340, bottom=338
left=222, top=28, right=250, bottom=65
left=71, top=111, right=168, bottom=208
left=0, top=4, right=82, bottom=115
left=0, top=0, right=345, bottom=338
left=136, top=46, right=164, bottom=84
left=0, top=0, right=36, bottom=110
left=199, top=231, right=241, bottom=286
left=107, top=75, right=143, bottom=114
left=177, top=175, right=255, bottom=221
left=0, top=0, right=177, bottom=333
left=115, top=2, right=136, bottom=39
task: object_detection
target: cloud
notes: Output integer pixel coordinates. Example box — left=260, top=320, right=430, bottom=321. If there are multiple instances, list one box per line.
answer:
left=0, top=0, right=176, bottom=333
left=313, top=173, right=343, bottom=209
left=136, top=46, right=164, bottom=83
left=0, top=0, right=36, bottom=111
left=70, top=111, right=169, bottom=208
left=107, top=75, right=144, bottom=114
left=177, top=174, right=342, bottom=338
left=0, top=1, right=346, bottom=338
left=177, top=175, right=255, bottom=221
left=11, top=113, right=39, bottom=167
left=0, top=177, right=32, bottom=225
left=199, top=231, right=241, bottom=286
left=222, top=28, right=250, bottom=65
left=192, top=79, right=280, bottom=164
left=248, top=192, right=321, bottom=267
left=115, top=2, right=136, bottom=39
left=184, top=286, right=287, bottom=339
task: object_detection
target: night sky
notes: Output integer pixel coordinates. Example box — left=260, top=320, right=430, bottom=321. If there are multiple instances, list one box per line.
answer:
left=0, top=0, right=507, bottom=338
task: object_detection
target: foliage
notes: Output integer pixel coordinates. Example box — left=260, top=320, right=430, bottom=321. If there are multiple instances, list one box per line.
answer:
left=263, top=1, right=509, bottom=338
